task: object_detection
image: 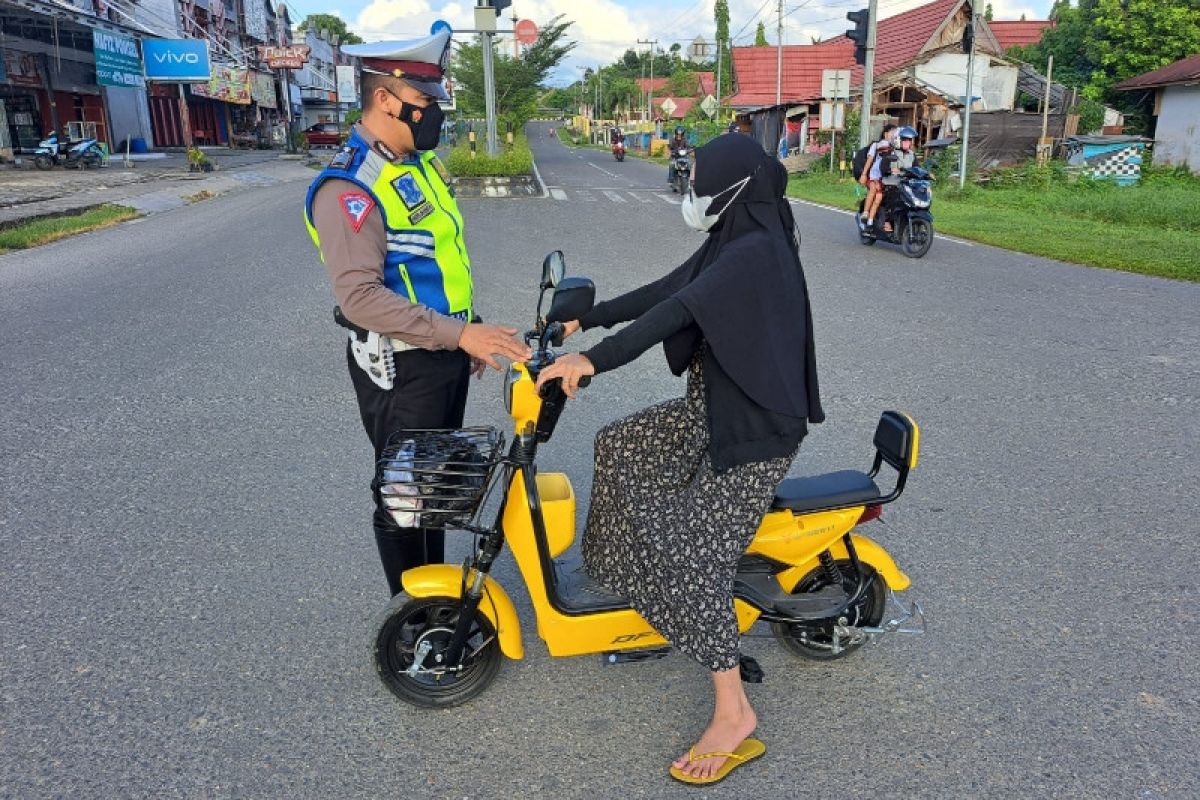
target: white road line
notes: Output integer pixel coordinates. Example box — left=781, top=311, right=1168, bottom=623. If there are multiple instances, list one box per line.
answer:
left=657, top=193, right=681, bottom=205
left=788, top=197, right=973, bottom=246
left=602, top=190, right=627, bottom=203
left=549, top=188, right=568, bottom=200
left=587, top=162, right=622, bottom=180
left=630, top=192, right=655, bottom=203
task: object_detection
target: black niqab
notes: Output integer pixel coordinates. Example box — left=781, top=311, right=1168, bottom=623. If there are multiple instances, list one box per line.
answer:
left=663, top=133, right=824, bottom=426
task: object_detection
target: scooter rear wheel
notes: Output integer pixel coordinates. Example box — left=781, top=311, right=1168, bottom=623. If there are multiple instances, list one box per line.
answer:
left=371, top=592, right=502, bottom=708
left=34, top=155, right=54, bottom=171
left=771, top=561, right=886, bottom=660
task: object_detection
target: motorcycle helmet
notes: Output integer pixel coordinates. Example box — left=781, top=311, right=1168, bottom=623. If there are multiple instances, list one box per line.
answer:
left=674, top=125, right=685, bottom=137
left=898, top=126, right=917, bottom=141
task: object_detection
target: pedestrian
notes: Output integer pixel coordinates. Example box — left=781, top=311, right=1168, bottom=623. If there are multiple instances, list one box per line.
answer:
left=303, top=25, right=531, bottom=596
left=536, top=133, right=822, bottom=785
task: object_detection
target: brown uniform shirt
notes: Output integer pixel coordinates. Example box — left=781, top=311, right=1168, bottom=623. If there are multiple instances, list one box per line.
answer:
left=310, top=123, right=465, bottom=351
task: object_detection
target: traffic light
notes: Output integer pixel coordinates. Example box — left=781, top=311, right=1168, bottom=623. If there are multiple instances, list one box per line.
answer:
left=492, top=0, right=511, bottom=17
left=846, top=9, right=868, bottom=67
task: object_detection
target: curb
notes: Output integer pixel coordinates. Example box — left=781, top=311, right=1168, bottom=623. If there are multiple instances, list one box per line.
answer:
left=530, top=157, right=548, bottom=198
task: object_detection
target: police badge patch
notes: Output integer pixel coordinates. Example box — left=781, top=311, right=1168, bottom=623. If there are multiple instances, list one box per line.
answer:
left=339, top=192, right=376, bottom=232
left=330, top=145, right=358, bottom=170
left=392, top=173, right=427, bottom=210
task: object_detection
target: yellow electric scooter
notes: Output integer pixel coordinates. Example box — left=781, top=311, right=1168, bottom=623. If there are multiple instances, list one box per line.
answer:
left=370, top=252, right=924, bottom=708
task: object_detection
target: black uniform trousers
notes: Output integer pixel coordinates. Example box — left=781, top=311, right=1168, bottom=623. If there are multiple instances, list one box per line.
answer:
left=347, top=343, right=471, bottom=595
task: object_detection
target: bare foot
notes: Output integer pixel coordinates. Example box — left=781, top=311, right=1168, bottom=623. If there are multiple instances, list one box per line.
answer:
left=671, top=702, right=758, bottom=781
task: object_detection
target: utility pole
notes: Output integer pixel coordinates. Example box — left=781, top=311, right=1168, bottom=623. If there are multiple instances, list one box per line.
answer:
left=715, top=38, right=723, bottom=117
left=1038, top=54, right=1054, bottom=165
left=511, top=10, right=519, bottom=57
left=775, top=0, right=783, bottom=106
left=638, top=39, right=658, bottom=123
left=861, top=0, right=878, bottom=148
left=959, top=6, right=976, bottom=188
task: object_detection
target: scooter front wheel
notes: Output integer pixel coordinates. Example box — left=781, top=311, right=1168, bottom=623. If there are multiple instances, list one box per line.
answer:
left=371, top=592, right=502, bottom=708
left=771, top=561, right=886, bottom=660
left=34, top=155, right=54, bottom=170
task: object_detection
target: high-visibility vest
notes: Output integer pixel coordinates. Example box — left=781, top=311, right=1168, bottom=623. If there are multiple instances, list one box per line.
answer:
left=304, top=128, right=472, bottom=322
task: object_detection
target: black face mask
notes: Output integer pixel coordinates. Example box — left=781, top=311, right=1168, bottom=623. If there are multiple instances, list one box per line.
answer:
left=386, top=91, right=444, bottom=152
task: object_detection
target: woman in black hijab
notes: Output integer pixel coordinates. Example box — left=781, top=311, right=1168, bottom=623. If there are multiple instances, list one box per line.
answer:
left=537, top=132, right=823, bottom=784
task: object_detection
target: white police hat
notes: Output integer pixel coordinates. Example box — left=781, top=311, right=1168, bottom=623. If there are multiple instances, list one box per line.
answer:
left=341, top=25, right=452, bottom=101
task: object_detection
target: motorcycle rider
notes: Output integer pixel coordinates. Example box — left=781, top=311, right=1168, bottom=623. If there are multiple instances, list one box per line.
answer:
left=667, top=125, right=689, bottom=185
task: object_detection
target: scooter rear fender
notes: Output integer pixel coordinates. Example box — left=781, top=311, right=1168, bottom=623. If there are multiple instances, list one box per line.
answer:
left=776, top=533, right=911, bottom=593
left=401, top=564, right=525, bottom=660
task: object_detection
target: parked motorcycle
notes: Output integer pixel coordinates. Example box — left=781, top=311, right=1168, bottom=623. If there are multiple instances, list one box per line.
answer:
left=369, top=251, right=925, bottom=708
left=33, top=132, right=105, bottom=170
left=670, top=146, right=691, bottom=194
left=856, top=166, right=934, bottom=258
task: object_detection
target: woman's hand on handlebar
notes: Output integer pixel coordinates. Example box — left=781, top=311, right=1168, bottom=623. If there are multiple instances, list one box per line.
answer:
left=536, top=353, right=595, bottom=399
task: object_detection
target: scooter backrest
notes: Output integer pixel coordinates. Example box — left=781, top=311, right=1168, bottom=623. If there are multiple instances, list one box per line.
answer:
left=873, top=411, right=918, bottom=472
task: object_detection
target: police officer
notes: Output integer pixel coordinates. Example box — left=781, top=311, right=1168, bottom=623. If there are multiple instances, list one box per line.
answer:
left=304, top=26, right=531, bottom=596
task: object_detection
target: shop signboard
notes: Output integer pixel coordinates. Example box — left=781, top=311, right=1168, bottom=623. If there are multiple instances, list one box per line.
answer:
left=3, top=50, right=43, bottom=87
left=336, top=65, right=357, bottom=104
left=250, top=71, right=277, bottom=108
left=258, top=45, right=310, bottom=70
left=142, top=39, right=211, bottom=82
left=192, top=65, right=252, bottom=104
left=244, top=0, right=270, bottom=42
left=93, top=31, right=145, bottom=89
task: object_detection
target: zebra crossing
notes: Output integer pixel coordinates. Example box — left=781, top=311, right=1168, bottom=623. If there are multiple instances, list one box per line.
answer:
left=546, top=187, right=682, bottom=205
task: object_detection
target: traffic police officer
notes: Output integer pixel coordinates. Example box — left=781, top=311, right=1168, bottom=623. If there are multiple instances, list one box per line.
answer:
left=305, top=25, right=530, bottom=596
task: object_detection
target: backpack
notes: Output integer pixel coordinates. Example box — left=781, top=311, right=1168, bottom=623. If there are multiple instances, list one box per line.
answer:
left=851, top=145, right=871, bottom=181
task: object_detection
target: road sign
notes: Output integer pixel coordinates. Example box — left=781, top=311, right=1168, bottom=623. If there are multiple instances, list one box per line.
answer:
left=819, top=101, right=846, bottom=131
left=660, top=97, right=677, bottom=116
left=821, top=69, right=851, bottom=100
left=514, top=19, right=538, bottom=45
left=700, top=94, right=717, bottom=118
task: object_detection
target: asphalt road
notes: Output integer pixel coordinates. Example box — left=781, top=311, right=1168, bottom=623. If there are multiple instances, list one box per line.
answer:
left=2, top=122, right=1198, bottom=799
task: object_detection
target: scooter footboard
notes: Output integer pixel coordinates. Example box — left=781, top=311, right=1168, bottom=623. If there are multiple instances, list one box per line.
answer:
left=776, top=534, right=911, bottom=594
left=401, top=564, right=525, bottom=660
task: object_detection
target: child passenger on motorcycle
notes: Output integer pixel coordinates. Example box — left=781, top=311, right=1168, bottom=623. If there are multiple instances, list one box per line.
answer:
left=537, top=134, right=823, bottom=785
left=859, top=123, right=897, bottom=230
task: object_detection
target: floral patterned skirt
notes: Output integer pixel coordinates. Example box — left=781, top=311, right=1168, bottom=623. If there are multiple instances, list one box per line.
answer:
left=581, top=351, right=795, bottom=671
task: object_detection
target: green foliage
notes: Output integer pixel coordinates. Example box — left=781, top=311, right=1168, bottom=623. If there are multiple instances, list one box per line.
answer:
left=296, top=14, right=362, bottom=44
left=445, top=133, right=534, bottom=177
left=755, top=22, right=769, bottom=47
left=984, top=3, right=993, bottom=22
left=343, top=108, right=362, bottom=127
left=455, top=16, right=575, bottom=126
left=666, top=65, right=695, bottom=97
left=1013, top=0, right=1200, bottom=129
left=714, top=0, right=732, bottom=96
left=0, top=204, right=139, bottom=251
left=1071, top=97, right=1105, bottom=135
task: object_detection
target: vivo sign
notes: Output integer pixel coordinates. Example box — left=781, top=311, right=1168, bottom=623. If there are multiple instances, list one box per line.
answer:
left=142, top=39, right=211, bottom=81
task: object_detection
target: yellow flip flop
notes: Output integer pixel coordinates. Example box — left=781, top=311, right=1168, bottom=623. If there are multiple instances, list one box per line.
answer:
left=668, top=737, right=766, bottom=785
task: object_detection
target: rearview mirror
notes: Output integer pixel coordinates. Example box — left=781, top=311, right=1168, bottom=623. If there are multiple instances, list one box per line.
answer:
left=541, top=250, right=566, bottom=289
left=545, top=277, right=595, bottom=324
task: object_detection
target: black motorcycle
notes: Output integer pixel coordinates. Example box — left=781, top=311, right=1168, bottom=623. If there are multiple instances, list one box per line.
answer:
left=669, top=147, right=690, bottom=194
left=856, top=166, right=934, bottom=258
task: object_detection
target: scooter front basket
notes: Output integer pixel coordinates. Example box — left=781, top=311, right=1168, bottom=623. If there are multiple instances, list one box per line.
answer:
left=377, top=427, right=505, bottom=530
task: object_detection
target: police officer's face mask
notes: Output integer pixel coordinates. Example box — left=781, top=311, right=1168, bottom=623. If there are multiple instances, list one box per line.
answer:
left=385, top=89, right=444, bottom=152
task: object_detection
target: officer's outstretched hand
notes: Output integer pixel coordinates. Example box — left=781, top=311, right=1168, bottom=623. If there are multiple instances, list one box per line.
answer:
left=458, top=323, right=532, bottom=371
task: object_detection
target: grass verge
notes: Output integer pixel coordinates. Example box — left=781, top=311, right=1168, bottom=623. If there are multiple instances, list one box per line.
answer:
left=447, top=133, right=534, bottom=177
left=786, top=173, right=1200, bottom=282
left=0, top=204, right=140, bottom=253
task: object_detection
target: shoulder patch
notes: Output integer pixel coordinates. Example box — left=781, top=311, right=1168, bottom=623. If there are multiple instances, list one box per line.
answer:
left=429, top=155, right=452, bottom=186
left=391, top=173, right=427, bottom=210
left=339, top=192, right=376, bottom=233
left=329, top=145, right=358, bottom=170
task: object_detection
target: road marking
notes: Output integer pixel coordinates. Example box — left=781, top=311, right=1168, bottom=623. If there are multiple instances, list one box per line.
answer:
left=657, top=193, right=681, bottom=205
left=587, top=162, right=622, bottom=180
left=549, top=188, right=567, bottom=201
left=630, top=192, right=655, bottom=203
left=602, top=190, right=627, bottom=203
left=788, top=197, right=973, bottom=246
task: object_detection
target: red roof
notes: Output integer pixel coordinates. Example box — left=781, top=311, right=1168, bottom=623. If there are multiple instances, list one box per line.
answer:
left=989, top=20, right=1053, bottom=50
left=636, top=77, right=669, bottom=94
left=658, top=96, right=697, bottom=119
left=729, top=0, right=972, bottom=107
left=696, top=71, right=716, bottom=96
left=1115, top=53, right=1200, bottom=90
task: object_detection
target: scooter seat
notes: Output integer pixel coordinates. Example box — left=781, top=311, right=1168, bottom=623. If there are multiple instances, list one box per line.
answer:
left=553, top=548, right=629, bottom=612
left=772, top=470, right=881, bottom=513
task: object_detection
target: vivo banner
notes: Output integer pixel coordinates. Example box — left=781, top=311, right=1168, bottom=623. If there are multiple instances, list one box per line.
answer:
left=142, top=39, right=211, bottom=82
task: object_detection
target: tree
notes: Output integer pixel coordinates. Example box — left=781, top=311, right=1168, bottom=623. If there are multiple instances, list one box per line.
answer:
left=296, top=14, right=362, bottom=44
left=453, top=16, right=575, bottom=126
left=714, top=0, right=731, bottom=96
left=984, top=3, right=993, bottom=22
left=755, top=22, right=769, bottom=47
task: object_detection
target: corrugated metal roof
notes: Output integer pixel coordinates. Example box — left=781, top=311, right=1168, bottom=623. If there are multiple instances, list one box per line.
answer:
left=990, top=20, right=1053, bottom=51
left=1115, top=54, right=1200, bottom=90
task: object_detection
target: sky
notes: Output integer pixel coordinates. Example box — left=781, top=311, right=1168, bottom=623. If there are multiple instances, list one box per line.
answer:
left=284, top=0, right=1056, bottom=85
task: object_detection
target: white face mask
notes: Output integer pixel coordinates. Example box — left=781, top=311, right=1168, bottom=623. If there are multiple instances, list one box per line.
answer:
left=680, top=174, right=752, bottom=232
